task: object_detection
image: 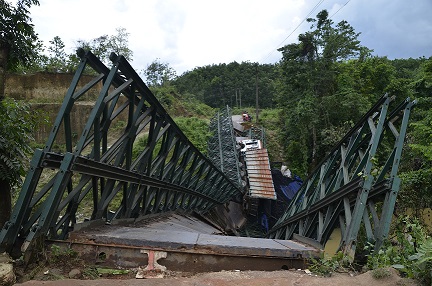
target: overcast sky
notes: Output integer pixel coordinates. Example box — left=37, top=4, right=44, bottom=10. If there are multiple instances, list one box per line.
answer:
left=30, top=0, right=432, bottom=75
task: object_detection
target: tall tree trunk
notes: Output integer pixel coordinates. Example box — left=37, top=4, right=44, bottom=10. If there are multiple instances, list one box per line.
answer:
left=0, top=44, right=12, bottom=228
left=311, top=125, right=317, bottom=169
left=0, top=179, right=12, bottom=229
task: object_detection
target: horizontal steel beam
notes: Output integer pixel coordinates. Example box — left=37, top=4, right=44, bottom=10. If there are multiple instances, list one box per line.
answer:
left=269, top=95, right=416, bottom=257
left=0, top=50, right=242, bottom=255
left=42, top=152, right=223, bottom=205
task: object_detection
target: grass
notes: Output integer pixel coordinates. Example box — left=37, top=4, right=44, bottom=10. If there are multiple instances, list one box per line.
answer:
left=371, top=268, right=392, bottom=279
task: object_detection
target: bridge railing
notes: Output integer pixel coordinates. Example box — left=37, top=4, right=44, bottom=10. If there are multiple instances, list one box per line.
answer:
left=0, top=50, right=242, bottom=254
left=268, top=95, right=416, bottom=257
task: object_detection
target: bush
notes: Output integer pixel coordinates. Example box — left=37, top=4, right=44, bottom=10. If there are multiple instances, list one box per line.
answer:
left=309, top=251, right=354, bottom=276
left=0, top=98, right=39, bottom=186
left=365, top=215, right=432, bottom=284
left=174, top=117, right=210, bottom=154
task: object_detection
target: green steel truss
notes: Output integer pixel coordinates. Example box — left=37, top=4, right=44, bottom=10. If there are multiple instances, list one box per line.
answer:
left=206, top=107, right=267, bottom=192
left=0, top=50, right=242, bottom=253
left=207, top=106, right=243, bottom=189
left=268, top=95, right=415, bottom=256
left=247, top=126, right=266, bottom=147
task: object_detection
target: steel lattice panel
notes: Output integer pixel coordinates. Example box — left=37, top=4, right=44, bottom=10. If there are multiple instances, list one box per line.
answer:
left=268, top=95, right=416, bottom=256
left=207, top=106, right=243, bottom=189
left=0, top=50, right=242, bottom=253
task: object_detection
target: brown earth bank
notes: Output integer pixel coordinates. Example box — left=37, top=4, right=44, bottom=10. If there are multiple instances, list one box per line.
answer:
left=15, top=268, right=419, bottom=286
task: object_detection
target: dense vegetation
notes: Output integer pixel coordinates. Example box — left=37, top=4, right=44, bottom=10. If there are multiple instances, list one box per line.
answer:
left=1, top=0, right=41, bottom=228
left=2, top=2, right=432, bottom=282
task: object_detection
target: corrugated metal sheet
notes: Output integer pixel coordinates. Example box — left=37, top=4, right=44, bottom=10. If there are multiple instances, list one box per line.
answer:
left=245, top=148, right=277, bottom=200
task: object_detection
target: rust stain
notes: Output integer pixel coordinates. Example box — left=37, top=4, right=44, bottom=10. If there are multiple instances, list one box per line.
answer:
left=245, top=148, right=277, bottom=200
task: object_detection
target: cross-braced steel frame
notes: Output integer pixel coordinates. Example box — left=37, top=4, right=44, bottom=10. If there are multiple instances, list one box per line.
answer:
left=207, top=106, right=243, bottom=189
left=0, top=49, right=242, bottom=253
left=268, top=95, right=415, bottom=256
left=247, top=126, right=266, bottom=147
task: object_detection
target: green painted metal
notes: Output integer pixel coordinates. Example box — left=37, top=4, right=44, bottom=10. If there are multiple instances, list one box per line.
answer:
left=0, top=50, right=242, bottom=254
left=0, top=50, right=416, bottom=259
left=207, top=106, right=243, bottom=189
left=248, top=126, right=266, bottom=148
left=268, top=95, right=416, bottom=256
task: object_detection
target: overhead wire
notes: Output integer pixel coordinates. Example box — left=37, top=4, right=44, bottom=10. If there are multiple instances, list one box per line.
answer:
left=260, top=0, right=325, bottom=63
left=329, top=0, right=352, bottom=19
left=260, top=0, right=354, bottom=63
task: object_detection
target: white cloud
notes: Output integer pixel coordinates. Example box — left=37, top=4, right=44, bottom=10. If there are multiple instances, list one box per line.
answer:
left=30, top=0, right=432, bottom=74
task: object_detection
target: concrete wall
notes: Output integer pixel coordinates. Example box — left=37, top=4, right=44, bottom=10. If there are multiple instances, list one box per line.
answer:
left=5, top=72, right=100, bottom=102
left=5, top=72, right=101, bottom=144
left=31, top=103, right=96, bottom=144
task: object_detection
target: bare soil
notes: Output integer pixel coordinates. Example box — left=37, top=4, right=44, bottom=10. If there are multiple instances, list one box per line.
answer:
left=14, top=266, right=419, bottom=286
left=7, top=246, right=420, bottom=286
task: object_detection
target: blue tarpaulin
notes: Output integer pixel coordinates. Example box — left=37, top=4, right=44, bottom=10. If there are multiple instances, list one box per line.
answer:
left=271, top=170, right=302, bottom=203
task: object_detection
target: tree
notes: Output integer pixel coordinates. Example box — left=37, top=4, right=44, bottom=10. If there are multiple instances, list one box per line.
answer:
left=143, top=59, right=177, bottom=87
left=0, top=0, right=40, bottom=98
left=107, top=27, right=133, bottom=61
left=0, top=0, right=40, bottom=227
left=74, top=27, right=133, bottom=67
left=173, top=62, right=278, bottom=109
left=398, top=104, right=432, bottom=212
left=0, top=99, right=38, bottom=228
left=278, top=10, right=363, bottom=102
left=12, top=39, right=47, bottom=74
left=276, top=10, right=365, bottom=174
left=398, top=57, right=432, bottom=213
left=46, top=36, right=68, bottom=73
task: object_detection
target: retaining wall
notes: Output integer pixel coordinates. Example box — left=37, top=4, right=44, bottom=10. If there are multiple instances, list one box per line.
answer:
left=5, top=72, right=104, bottom=144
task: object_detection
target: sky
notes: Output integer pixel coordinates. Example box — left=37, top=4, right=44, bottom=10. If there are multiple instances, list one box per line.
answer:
left=29, top=0, right=432, bottom=75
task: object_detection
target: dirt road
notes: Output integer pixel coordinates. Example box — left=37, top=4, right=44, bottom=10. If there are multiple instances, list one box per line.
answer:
left=16, top=268, right=418, bottom=286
